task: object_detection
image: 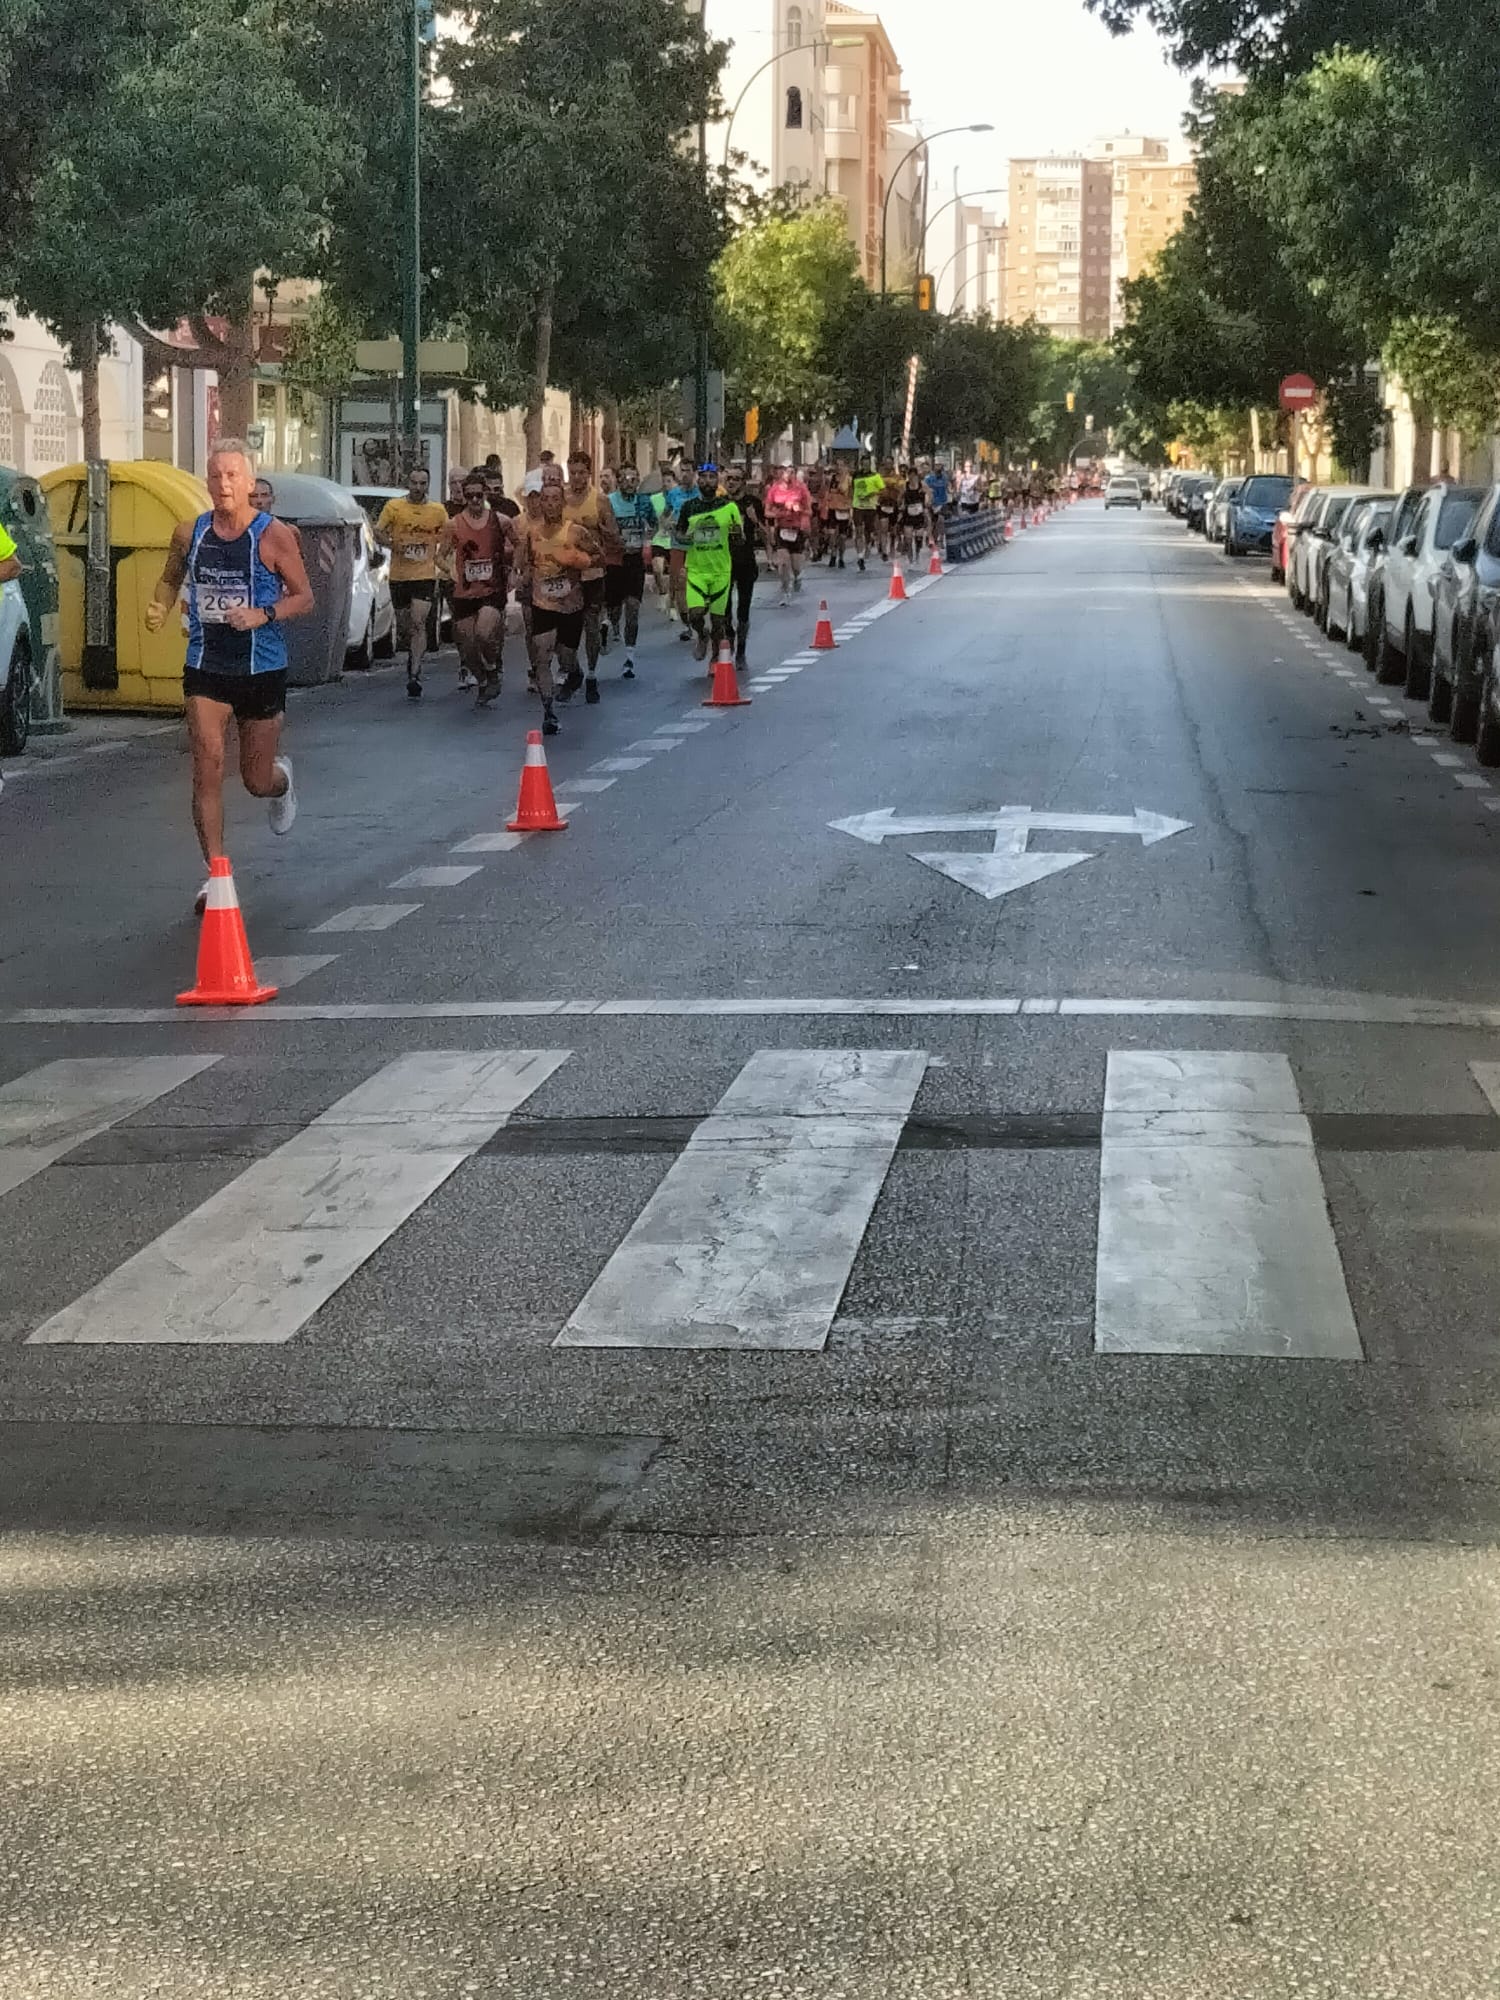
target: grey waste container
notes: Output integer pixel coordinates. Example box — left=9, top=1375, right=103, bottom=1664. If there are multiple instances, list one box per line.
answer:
left=259, top=474, right=361, bottom=686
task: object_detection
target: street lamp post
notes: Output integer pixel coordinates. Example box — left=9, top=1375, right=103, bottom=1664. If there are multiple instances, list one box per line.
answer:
left=919, top=186, right=1003, bottom=300
left=944, top=237, right=1004, bottom=314
left=399, top=0, right=422, bottom=469
left=876, top=123, right=993, bottom=456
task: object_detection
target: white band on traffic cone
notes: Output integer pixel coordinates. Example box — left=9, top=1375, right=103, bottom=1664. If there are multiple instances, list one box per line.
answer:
left=205, top=875, right=240, bottom=913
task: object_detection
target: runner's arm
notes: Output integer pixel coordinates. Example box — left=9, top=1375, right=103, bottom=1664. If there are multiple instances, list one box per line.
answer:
left=373, top=502, right=396, bottom=549
left=144, top=520, right=193, bottom=633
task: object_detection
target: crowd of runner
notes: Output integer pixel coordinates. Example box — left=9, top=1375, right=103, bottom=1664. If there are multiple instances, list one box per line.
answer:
left=152, top=439, right=1050, bottom=910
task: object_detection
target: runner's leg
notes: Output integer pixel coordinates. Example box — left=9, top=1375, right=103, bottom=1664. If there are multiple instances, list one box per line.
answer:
left=406, top=592, right=432, bottom=686
left=186, top=695, right=233, bottom=865
left=474, top=605, right=503, bottom=702
left=238, top=714, right=289, bottom=803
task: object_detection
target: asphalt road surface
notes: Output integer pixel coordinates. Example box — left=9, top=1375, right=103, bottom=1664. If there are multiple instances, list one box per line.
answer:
left=4, top=509, right=1500, bottom=1998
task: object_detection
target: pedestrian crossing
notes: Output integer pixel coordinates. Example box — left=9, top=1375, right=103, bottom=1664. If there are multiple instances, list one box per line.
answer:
left=6, top=1044, right=1499, bottom=1355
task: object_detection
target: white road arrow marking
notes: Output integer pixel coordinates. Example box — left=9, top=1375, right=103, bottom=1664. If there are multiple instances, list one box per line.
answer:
left=828, top=805, right=1193, bottom=903
left=829, top=806, right=1190, bottom=846
left=912, top=847, right=1095, bottom=900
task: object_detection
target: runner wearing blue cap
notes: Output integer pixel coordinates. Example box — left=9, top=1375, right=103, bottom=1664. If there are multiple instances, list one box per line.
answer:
left=673, top=464, right=744, bottom=666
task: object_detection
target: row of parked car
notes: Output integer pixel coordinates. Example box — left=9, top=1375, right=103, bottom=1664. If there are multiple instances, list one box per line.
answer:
left=1274, top=476, right=1500, bottom=760
left=1162, top=468, right=1299, bottom=558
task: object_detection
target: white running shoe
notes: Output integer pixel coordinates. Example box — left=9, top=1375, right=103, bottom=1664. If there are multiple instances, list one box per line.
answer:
left=268, top=755, right=297, bottom=835
left=457, top=668, right=476, bottom=691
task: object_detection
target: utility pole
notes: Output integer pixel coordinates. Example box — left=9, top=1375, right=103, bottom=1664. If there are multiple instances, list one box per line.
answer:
left=692, top=0, right=710, bottom=457
left=400, top=0, right=423, bottom=471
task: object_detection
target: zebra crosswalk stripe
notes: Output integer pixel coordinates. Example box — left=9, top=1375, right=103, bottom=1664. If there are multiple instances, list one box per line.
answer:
left=554, top=1049, right=927, bottom=1352
left=0, top=1056, right=219, bottom=1200
left=1093, top=1050, right=1362, bottom=1359
left=27, top=1051, right=568, bottom=1347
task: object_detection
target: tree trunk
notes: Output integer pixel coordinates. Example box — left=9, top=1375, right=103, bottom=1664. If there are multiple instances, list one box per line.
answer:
left=1410, top=403, right=1434, bottom=486
left=457, top=394, right=479, bottom=472
left=524, top=273, right=556, bottom=468
left=78, top=321, right=102, bottom=461
left=601, top=393, right=620, bottom=472
left=215, top=304, right=257, bottom=438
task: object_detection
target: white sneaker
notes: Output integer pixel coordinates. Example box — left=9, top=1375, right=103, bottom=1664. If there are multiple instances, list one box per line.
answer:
left=194, top=879, right=210, bottom=917
left=268, top=755, right=297, bottom=835
left=457, top=668, right=476, bottom=691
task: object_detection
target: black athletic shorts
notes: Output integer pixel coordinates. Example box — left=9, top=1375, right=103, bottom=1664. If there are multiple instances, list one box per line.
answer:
left=581, top=575, right=606, bottom=611
left=606, top=554, right=646, bottom=612
left=451, top=593, right=507, bottom=624
left=772, top=529, right=806, bottom=556
left=183, top=667, right=287, bottom=721
left=388, top=578, right=436, bottom=611
left=531, top=605, right=584, bottom=648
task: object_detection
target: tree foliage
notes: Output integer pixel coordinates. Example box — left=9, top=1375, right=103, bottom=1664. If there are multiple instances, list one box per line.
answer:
left=715, top=202, right=863, bottom=438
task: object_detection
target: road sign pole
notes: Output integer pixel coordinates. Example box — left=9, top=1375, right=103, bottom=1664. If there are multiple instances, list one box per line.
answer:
left=400, top=0, right=422, bottom=470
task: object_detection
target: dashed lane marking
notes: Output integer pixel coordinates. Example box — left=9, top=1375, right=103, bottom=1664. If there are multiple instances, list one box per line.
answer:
left=388, top=865, right=483, bottom=890
left=312, top=904, right=421, bottom=933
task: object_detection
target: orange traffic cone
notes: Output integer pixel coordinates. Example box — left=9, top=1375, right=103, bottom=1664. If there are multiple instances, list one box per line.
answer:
left=1004, top=516, right=1015, bottom=542
left=811, top=600, right=837, bottom=650
left=506, top=729, right=569, bottom=831
left=927, top=546, right=944, bottom=577
left=888, top=560, right=908, bottom=603
left=177, top=857, right=278, bottom=1007
left=703, top=641, right=751, bottom=707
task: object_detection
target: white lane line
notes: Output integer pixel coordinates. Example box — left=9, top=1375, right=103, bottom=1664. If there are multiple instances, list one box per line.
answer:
left=557, top=777, right=618, bottom=791
left=1411, top=733, right=1436, bottom=745
left=388, top=865, right=483, bottom=890
left=255, top=955, right=337, bottom=991
left=682, top=709, right=727, bottom=720
left=19, top=993, right=1500, bottom=1029
left=554, top=1048, right=927, bottom=1352
left=590, top=757, right=651, bottom=773
left=1094, top=1051, right=1361, bottom=1360
left=657, top=721, right=712, bottom=735
left=29, top=1051, right=569, bottom=1346
left=782, top=653, right=820, bottom=665
left=1471, top=1062, right=1500, bottom=1117
left=312, top=904, right=421, bottom=933
left=747, top=680, right=779, bottom=691
left=452, top=831, right=526, bottom=853
left=1483, top=798, right=1500, bottom=812
left=1432, top=752, right=1464, bottom=768
left=626, top=738, right=683, bottom=753
left=0, top=1056, right=219, bottom=1200
left=1456, top=773, right=1490, bottom=789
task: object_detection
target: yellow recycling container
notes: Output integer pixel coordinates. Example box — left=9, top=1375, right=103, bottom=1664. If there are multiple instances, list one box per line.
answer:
left=42, top=461, right=210, bottom=712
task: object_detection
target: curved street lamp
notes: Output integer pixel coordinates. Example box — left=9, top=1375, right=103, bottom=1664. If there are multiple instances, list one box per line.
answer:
left=944, top=240, right=1005, bottom=314
left=722, top=36, right=862, bottom=169
left=920, top=186, right=1004, bottom=274
left=879, top=124, right=993, bottom=298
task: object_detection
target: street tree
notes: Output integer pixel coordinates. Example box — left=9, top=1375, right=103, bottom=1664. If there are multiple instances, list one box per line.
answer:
left=428, top=0, right=726, bottom=463
left=6, top=0, right=352, bottom=446
left=716, top=200, right=864, bottom=449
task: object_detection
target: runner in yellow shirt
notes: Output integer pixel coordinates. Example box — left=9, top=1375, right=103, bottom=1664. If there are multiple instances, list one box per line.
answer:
left=375, top=464, right=449, bottom=700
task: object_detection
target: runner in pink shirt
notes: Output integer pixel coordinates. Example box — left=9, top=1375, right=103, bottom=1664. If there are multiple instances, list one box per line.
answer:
left=764, top=462, right=813, bottom=606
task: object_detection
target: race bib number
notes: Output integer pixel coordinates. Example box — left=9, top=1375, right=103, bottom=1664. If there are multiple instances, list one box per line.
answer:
left=694, top=522, right=722, bottom=548
left=621, top=521, right=646, bottom=549
left=833, top=510, right=851, bottom=524
left=197, top=582, right=250, bottom=625
left=400, top=541, right=430, bottom=563
left=539, top=575, right=570, bottom=600
left=906, top=505, right=925, bottom=520
left=463, top=559, right=494, bottom=585
left=778, top=527, right=800, bottom=544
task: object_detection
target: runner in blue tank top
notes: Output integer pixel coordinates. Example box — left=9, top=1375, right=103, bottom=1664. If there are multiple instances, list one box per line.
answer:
left=147, top=439, right=314, bottom=912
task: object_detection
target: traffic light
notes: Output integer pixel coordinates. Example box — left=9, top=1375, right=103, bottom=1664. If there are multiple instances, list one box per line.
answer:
left=1066, top=391, right=1076, bottom=414
left=916, top=274, right=934, bottom=312
left=744, top=404, right=760, bottom=446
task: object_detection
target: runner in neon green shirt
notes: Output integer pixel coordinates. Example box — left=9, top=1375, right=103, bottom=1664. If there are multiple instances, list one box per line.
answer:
left=851, top=463, right=884, bottom=572
left=673, top=464, right=743, bottom=664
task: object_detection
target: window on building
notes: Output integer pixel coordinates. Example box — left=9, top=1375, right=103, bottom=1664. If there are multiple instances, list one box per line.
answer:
left=786, top=4, right=802, bottom=47
left=786, top=84, right=803, bottom=128
left=31, top=360, right=73, bottom=467
left=0, top=371, right=14, bottom=467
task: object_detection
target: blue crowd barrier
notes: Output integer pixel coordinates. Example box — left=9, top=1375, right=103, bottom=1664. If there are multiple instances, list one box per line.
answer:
left=944, top=507, right=1007, bottom=562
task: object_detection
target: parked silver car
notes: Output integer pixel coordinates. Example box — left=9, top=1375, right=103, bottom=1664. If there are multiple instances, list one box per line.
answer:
left=1290, top=489, right=1363, bottom=613
left=1322, top=498, right=1395, bottom=650
left=1373, top=481, right=1483, bottom=699
left=1205, top=476, right=1244, bottom=544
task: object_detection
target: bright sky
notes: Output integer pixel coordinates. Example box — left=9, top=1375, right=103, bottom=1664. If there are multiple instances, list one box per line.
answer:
left=871, top=0, right=1199, bottom=200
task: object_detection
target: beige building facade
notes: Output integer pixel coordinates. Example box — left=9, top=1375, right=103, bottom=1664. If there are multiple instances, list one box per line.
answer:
left=823, top=3, right=923, bottom=288
left=1004, top=155, right=1114, bottom=341
left=1089, top=134, right=1197, bottom=332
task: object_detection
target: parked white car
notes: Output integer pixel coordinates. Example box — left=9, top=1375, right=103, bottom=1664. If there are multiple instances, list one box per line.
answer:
left=1322, top=498, right=1395, bottom=650
left=1105, top=477, right=1143, bottom=510
left=1374, top=482, right=1483, bottom=699
left=347, top=516, right=396, bottom=670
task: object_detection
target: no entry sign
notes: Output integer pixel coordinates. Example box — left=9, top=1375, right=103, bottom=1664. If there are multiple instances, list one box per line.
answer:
left=1279, top=373, right=1318, bottom=412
